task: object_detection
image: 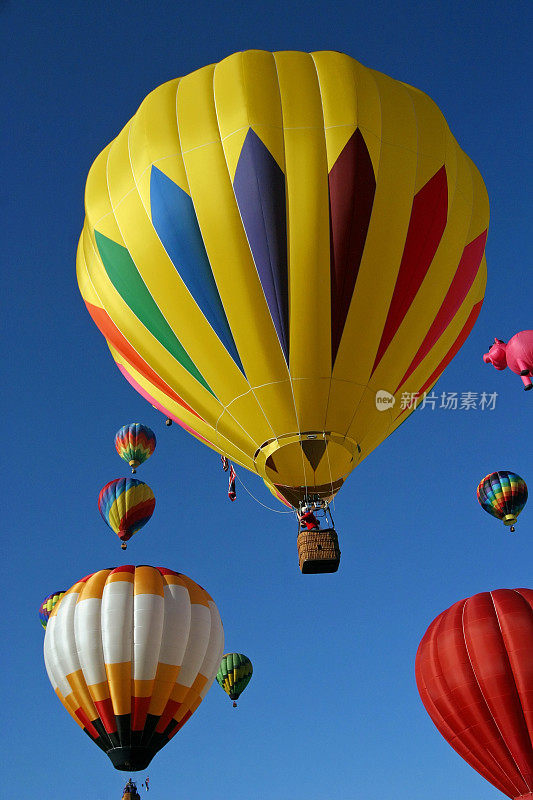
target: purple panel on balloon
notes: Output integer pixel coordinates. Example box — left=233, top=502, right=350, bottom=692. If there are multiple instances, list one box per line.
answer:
left=233, top=129, right=289, bottom=363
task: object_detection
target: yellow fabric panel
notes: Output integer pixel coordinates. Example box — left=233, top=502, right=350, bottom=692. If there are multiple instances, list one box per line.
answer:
left=133, top=565, right=164, bottom=597
left=107, top=343, right=257, bottom=468
left=176, top=62, right=290, bottom=393
left=311, top=50, right=382, bottom=173
left=105, top=661, right=131, bottom=716
left=273, top=51, right=331, bottom=396
left=223, top=391, right=281, bottom=446
left=252, top=381, right=298, bottom=436
left=84, top=140, right=124, bottom=248
left=331, top=74, right=419, bottom=385
left=325, top=381, right=366, bottom=436
left=128, top=78, right=185, bottom=201
left=463, top=157, right=490, bottom=236
left=213, top=50, right=286, bottom=178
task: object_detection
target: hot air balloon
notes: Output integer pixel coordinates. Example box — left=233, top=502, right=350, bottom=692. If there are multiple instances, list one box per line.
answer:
left=115, top=423, right=157, bottom=473
left=39, top=590, right=65, bottom=630
left=477, top=470, right=527, bottom=532
left=77, top=49, right=489, bottom=518
left=216, top=653, right=253, bottom=707
left=416, top=588, right=533, bottom=800
left=122, top=779, right=140, bottom=800
left=483, top=330, right=533, bottom=391
left=98, top=478, right=155, bottom=549
left=43, top=565, right=224, bottom=771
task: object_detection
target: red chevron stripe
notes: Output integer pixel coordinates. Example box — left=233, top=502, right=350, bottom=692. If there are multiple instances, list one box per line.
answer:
left=395, top=230, right=487, bottom=391
left=393, top=300, right=483, bottom=421
left=372, top=167, right=448, bottom=373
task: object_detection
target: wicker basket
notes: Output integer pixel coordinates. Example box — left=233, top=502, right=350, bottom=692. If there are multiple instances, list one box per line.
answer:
left=297, top=528, right=340, bottom=574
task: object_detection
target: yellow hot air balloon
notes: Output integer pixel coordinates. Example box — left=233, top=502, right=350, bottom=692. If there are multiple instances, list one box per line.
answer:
left=43, top=566, right=224, bottom=771
left=77, top=50, right=489, bottom=510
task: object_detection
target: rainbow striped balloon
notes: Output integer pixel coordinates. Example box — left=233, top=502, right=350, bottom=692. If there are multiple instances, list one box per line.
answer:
left=98, top=478, right=155, bottom=548
left=477, top=471, right=528, bottom=532
left=39, top=590, right=65, bottom=630
left=115, top=423, right=156, bottom=473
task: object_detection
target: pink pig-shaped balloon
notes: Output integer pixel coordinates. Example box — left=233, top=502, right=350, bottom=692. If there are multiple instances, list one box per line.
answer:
left=483, top=330, right=533, bottom=390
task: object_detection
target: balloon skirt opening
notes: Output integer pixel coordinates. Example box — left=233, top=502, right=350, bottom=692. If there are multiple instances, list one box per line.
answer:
left=107, top=747, right=154, bottom=771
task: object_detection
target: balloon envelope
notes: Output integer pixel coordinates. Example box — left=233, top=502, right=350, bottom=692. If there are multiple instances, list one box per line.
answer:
left=416, top=588, right=533, bottom=800
left=39, top=590, right=65, bottom=630
left=98, top=478, right=155, bottom=544
left=115, top=423, right=156, bottom=472
left=216, top=653, right=253, bottom=702
left=477, top=470, right=528, bottom=529
left=77, top=49, right=489, bottom=508
left=43, top=565, right=224, bottom=771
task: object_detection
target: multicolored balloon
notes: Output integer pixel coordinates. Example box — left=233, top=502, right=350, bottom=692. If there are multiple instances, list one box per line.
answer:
left=43, top=566, right=224, bottom=771
left=477, top=470, right=528, bottom=532
left=216, top=653, right=253, bottom=707
left=115, top=422, right=156, bottom=473
left=98, top=478, right=155, bottom=549
left=39, top=590, right=65, bottom=630
left=416, top=588, right=533, bottom=800
left=77, top=49, right=489, bottom=511
left=122, top=779, right=140, bottom=800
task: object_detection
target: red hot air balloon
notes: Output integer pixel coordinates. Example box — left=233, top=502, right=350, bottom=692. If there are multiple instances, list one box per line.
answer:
left=416, top=588, right=533, bottom=800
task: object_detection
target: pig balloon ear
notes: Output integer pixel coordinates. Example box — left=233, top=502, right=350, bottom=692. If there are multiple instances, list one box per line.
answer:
left=495, top=337, right=504, bottom=343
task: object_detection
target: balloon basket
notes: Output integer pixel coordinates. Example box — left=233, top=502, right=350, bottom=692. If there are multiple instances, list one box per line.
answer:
left=297, top=528, right=340, bottom=574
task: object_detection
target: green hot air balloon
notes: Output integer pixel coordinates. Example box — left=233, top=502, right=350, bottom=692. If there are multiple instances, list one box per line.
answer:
left=216, top=653, right=253, bottom=707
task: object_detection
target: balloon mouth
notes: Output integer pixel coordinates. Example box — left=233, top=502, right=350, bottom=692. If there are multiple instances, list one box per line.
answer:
left=254, top=431, right=360, bottom=506
left=129, top=460, right=140, bottom=473
left=106, top=746, right=155, bottom=771
left=504, top=514, right=518, bottom=527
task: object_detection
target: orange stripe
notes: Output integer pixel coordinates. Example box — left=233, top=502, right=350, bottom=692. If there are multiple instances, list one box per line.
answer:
left=147, top=663, right=181, bottom=716
left=106, top=565, right=135, bottom=584
left=78, top=569, right=111, bottom=601
left=85, top=301, right=203, bottom=419
left=66, top=669, right=99, bottom=722
left=134, top=565, right=164, bottom=597
left=105, top=661, right=131, bottom=715
left=86, top=679, right=111, bottom=703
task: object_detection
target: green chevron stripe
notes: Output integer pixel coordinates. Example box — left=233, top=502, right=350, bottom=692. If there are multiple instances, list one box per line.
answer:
left=95, top=231, right=214, bottom=395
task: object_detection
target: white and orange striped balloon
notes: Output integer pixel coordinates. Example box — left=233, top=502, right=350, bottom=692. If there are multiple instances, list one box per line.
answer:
left=43, top=566, right=223, bottom=771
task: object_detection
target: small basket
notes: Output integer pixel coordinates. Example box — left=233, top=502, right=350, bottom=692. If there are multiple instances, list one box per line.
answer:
left=297, top=528, right=341, bottom=574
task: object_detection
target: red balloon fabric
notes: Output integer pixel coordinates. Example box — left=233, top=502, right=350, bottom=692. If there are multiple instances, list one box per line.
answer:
left=415, top=589, right=533, bottom=800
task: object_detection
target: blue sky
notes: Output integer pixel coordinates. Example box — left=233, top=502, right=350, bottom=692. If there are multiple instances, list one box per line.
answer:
left=2, top=1, right=532, bottom=798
